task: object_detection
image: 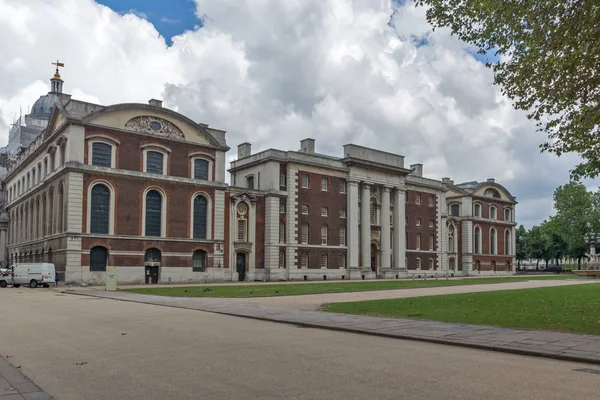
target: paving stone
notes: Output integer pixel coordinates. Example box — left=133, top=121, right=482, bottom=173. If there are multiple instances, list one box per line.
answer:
left=10, top=382, right=40, bottom=394
left=22, top=393, right=53, bottom=400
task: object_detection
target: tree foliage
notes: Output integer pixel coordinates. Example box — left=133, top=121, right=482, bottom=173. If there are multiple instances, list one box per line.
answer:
left=415, top=0, right=600, bottom=179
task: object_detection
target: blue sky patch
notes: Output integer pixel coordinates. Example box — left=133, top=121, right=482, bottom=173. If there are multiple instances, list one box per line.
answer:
left=97, top=0, right=201, bottom=45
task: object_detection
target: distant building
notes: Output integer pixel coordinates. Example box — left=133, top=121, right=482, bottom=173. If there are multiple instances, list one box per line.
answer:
left=3, top=67, right=517, bottom=284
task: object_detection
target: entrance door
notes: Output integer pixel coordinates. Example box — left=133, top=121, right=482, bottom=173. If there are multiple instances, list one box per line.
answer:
left=370, top=244, right=377, bottom=272
left=236, top=253, right=246, bottom=281
left=145, top=266, right=159, bottom=284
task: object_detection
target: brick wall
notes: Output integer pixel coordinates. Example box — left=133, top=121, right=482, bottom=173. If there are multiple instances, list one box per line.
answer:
left=406, top=190, right=438, bottom=251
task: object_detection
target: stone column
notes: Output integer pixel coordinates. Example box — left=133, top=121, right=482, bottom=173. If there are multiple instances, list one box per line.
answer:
left=346, top=180, right=360, bottom=270
left=381, top=187, right=391, bottom=270
left=263, top=195, right=280, bottom=280
left=360, top=183, right=371, bottom=269
left=393, top=188, right=406, bottom=269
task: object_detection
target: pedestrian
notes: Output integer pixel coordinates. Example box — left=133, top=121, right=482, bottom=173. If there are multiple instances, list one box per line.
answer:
left=55, top=272, right=59, bottom=287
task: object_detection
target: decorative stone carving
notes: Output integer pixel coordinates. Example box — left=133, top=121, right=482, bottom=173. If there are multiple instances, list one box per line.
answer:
left=230, top=192, right=257, bottom=205
left=124, top=116, right=184, bottom=140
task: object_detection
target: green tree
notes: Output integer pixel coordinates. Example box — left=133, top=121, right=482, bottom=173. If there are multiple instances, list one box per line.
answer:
left=515, top=224, right=529, bottom=268
left=527, top=225, right=547, bottom=269
left=415, top=0, right=600, bottom=179
left=552, top=181, right=592, bottom=268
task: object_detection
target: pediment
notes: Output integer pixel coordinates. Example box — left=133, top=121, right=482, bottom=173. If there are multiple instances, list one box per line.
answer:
left=230, top=191, right=257, bottom=204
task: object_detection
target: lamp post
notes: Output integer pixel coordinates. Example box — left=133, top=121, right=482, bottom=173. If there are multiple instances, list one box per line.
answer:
left=585, top=231, right=600, bottom=270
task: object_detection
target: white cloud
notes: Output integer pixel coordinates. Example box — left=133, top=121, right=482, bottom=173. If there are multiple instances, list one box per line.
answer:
left=0, top=0, right=597, bottom=228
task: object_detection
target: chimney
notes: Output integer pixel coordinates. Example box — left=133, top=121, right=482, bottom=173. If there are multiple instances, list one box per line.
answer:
left=148, top=99, right=163, bottom=107
left=410, top=163, right=423, bottom=177
left=300, top=138, right=315, bottom=154
left=238, top=142, right=252, bottom=159
left=442, top=177, right=451, bottom=184
left=487, top=178, right=495, bottom=183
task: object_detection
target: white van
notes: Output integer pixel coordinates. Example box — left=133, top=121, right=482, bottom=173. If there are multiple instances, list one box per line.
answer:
left=12, top=263, right=56, bottom=288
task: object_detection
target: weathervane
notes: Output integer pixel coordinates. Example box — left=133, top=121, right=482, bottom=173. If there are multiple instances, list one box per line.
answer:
left=51, top=59, right=65, bottom=79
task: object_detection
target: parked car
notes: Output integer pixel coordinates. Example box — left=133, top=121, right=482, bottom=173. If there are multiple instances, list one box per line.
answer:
left=543, top=265, right=562, bottom=273
left=11, top=263, right=56, bottom=288
left=0, top=267, right=12, bottom=288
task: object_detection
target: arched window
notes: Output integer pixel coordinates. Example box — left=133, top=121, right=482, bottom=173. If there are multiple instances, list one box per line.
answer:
left=194, top=159, right=209, bottom=180
left=48, top=188, right=54, bottom=235
left=90, top=246, right=108, bottom=271
left=91, top=142, right=112, bottom=167
left=474, top=226, right=481, bottom=254
left=58, top=183, right=64, bottom=232
left=145, top=248, right=161, bottom=263
left=490, top=228, right=497, bottom=255
left=370, top=198, right=377, bottom=225
left=193, top=196, right=208, bottom=239
left=41, top=194, right=47, bottom=237
left=146, top=151, right=164, bottom=174
left=145, top=190, right=162, bottom=237
left=489, top=206, right=497, bottom=219
left=192, top=250, right=207, bottom=272
left=504, top=229, right=511, bottom=255
left=90, top=184, right=110, bottom=234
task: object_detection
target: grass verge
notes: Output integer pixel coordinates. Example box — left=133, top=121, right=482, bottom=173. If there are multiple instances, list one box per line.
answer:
left=321, top=283, right=600, bottom=335
left=122, top=275, right=575, bottom=298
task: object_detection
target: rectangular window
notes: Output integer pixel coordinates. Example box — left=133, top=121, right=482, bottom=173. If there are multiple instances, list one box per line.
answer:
left=146, top=151, right=164, bottom=174
left=280, top=172, right=286, bottom=188
left=504, top=208, right=511, bottom=221
left=416, top=258, right=421, bottom=269
left=416, top=233, right=421, bottom=250
left=416, top=194, right=421, bottom=205
left=339, top=209, right=347, bottom=218
left=194, top=159, right=209, bottom=180
left=321, top=177, right=328, bottom=191
left=280, top=201, right=286, bottom=213
left=429, top=258, right=434, bottom=269
left=339, top=227, right=346, bottom=246
left=321, top=254, right=328, bottom=268
left=417, top=218, right=421, bottom=226
left=429, top=195, right=434, bottom=207
left=302, top=205, right=309, bottom=214
left=301, top=253, right=308, bottom=268
left=321, top=225, right=328, bottom=245
left=321, top=207, right=328, bottom=216
left=279, top=251, right=285, bottom=268
left=339, top=179, right=346, bottom=193
left=279, top=223, right=285, bottom=243
left=246, top=176, right=254, bottom=189
left=450, top=204, right=460, bottom=216
left=474, top=204, right=481, bottom=217
left=301, top=224, right=309, bottom=244
left=429, top=219, right=434, bottom=227
left=91, top=143, right=112, bottom=167
left=429, top=234, right=434, bottom=250
left=237, top=219, right=247, bottom=241
left=339, top=254, right=346, bottom=269
left=301, top=174, right=309, bottom=188
left=490, top=207, right=497, bottom=219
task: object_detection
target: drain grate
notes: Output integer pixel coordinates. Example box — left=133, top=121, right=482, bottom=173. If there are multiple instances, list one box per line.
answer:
left=573, top=368, right=600, bottom=375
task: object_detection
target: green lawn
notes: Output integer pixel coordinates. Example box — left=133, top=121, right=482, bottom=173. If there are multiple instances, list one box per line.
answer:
left=321, top=283, right=600, bottom=335
left=122, top=275, right=575, bottom=298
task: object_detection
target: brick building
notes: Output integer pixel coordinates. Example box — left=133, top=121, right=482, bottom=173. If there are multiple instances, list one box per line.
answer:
left=3, top=70, right=517, bottom=284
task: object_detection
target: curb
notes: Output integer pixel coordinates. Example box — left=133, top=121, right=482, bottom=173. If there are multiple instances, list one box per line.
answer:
left=64, top=290, right=600, bottom=367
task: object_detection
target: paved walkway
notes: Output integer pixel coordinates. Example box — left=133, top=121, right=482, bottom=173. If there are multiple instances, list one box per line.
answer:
left=0, top=357, right=53, bottom=399
left=68, top=285, right=600, bottom=366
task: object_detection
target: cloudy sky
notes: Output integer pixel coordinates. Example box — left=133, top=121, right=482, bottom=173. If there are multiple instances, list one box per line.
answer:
left=0, top=0, right=597, bottom=228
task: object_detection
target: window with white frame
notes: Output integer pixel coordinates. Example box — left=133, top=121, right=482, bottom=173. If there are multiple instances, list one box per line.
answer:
left=416, top=257, right=421, bottom=269
left=429, top=258, right=434, bottom=269
left=321, top=177, right=328, bottom=191
left=450, top=204, right=460, bottom=216
left=279, top=250, right=285, bottom=268
left=91, top=142, right=113, bottom=167
left=301, top=252, right=308, bottom=268
left=321, top=207, right=328, bottom=217
left=416, top=233, right=421, bottom=250
left=144, top=189, right=164, bottom=237
left=301, top=174, right=309, bottom=188
left=429, top=219, right=434, bottom=227
left=416, top=193, right=421, bottom=205
left=339, top=253, right=346, bottom=268
left=320, top=253, right=328, bottom=268
left=143, top=147, right=168, bottom=174
left=193, top=195, right=208, bottom=239
left=321, top=225, right=328, bottom=245
left=490, top=206, right=497, bottom=219
left=474, top=226, right=481, bottom=254
left=280, top=200, right=286, bottom=213
left=90, top=183, right=111, bottom=234
left=301, top=224, right=309, bottom=244
left=301, top=205, right=309, bottom=214
left=32, top=170, right=36, bottom=187
left=339, top=227, right=346, bottom=246
left=237, top=219, right=247, bottom=242
left=504, top=229, right=511, bottom=255
left=429, top=195, right=434, bottom=207
left=429, top=234, right=434, bottom=250
left=280, top=172, right=286, bottom=188
left=504, top=208, right=511, bottom=221
left=246, top=175, right=254, bottom=189
left=339, top=179, right=346, bottom=193
left=193, top=158, right=210, bottom=180
left=339, top=209, right=346, bottom=218
left=417, top=217, right=421, bottom=226
left=473, top=203, right=481, bottom=217
left=279, top=222, right=285, bottom=243
left=490, top=228, right=497, bottom=254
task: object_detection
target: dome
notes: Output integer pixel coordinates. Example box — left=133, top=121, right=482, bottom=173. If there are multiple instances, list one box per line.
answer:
left=30, top=93, right=60, bottom=119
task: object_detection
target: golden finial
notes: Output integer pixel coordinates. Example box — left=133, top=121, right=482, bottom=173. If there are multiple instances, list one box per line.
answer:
left=51, top=60, right=65, bottom=79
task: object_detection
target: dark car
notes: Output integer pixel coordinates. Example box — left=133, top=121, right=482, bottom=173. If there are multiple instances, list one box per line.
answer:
left=543, top=265, right=562, bottom=273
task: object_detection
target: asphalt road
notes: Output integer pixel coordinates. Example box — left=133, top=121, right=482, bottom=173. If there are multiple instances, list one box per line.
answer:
left=1, top=289, right=598, bottom=400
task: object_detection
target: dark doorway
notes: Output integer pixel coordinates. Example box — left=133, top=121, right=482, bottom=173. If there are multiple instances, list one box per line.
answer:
left=236, top=253, right=246, bottom=281
left=370, top=243, right=377, bottom=272
left=144, top=248, right=161, bottom=284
